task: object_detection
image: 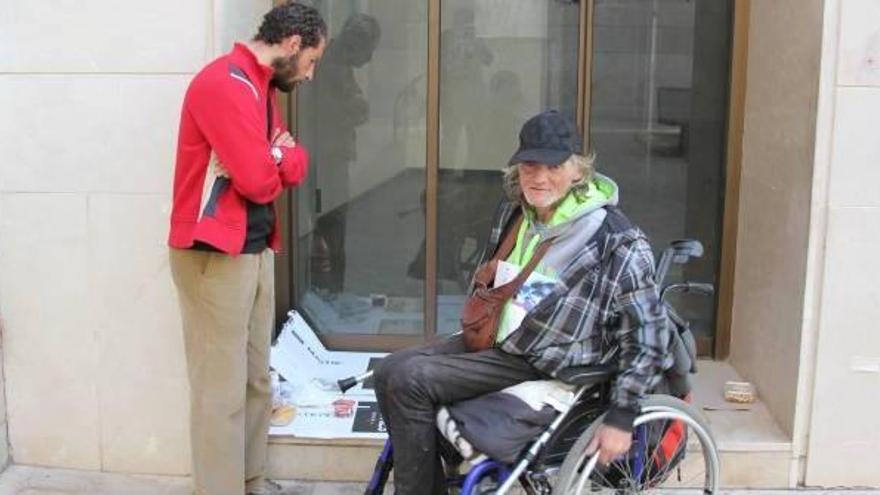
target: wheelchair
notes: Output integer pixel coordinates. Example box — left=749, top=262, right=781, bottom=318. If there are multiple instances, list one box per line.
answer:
left=338, top=239, right=720, bottom=494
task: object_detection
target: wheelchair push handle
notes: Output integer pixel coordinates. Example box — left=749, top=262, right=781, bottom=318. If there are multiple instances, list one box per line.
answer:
left=680, top=282, right=714, bottom=295
left=337, top=370, right=374, bottom=394
left=655, top=239, right=704, bottom=286
left=660, top=281, right=714, bottom=302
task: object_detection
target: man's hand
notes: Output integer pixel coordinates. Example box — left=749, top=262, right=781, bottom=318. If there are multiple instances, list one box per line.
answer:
left=272, top=128, right=296, bottom=149
left=586, top=424, right=632, bottom=466
left=210, top=130, right=295, bottom=180
left=210, top=153, right=229, bottom=178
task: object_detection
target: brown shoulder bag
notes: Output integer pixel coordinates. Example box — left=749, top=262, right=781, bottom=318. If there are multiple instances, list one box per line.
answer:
left=460, top=216, right=553, bottom=351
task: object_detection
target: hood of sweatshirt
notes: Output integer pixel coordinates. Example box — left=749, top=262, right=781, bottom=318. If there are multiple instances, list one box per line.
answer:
left=507, top=173, right=620, bottom=277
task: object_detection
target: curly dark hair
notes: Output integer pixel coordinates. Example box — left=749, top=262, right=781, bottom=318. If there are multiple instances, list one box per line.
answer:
left=254, top=2, right=327, bottom=48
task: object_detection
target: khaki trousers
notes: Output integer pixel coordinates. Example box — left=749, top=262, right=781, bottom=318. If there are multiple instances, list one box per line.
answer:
left=170, top=248, right=274, bottom=495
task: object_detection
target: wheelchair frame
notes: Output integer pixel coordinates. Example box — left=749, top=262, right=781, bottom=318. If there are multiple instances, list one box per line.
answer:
left=338, top=238, right=719, bottom=494
left=360, top=380, right=719, bottom=495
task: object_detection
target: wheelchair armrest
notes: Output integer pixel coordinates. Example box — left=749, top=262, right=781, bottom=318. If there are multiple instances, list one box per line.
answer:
left=556, top=364, right=615, bottom=387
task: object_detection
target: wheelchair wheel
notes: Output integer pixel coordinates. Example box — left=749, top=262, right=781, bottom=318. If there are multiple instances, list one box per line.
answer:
left=556, top=395, right=720, bottom=494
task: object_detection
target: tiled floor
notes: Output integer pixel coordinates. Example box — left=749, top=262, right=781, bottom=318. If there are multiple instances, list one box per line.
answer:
left=0, top=465, right=365, bottom=495
left=687, top=360, right=795, bottom=487
left=1, top=465, right=878, bottom=495
left=690, top=360, right=791, bottom=453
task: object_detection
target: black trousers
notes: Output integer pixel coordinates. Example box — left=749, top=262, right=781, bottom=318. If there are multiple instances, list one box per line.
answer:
left=373, top=334, right=544, bottom=495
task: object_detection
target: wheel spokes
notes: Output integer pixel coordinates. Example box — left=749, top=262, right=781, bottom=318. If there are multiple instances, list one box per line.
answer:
left=573, top=422, right=711, bottom=494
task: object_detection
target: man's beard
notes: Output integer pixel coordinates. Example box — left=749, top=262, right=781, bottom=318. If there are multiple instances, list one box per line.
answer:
left=270, top=51, right=301, bottom=93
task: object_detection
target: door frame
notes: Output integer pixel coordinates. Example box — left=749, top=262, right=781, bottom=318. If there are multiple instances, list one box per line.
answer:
left=713, top=0, right=750, bottom=359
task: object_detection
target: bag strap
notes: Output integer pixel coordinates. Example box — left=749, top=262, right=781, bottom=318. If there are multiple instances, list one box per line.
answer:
left=489, top=213, right=554, bottom=297
left=491, top=214, right=524, bottom=263
left=479, top=211, right=554, bottom=297
left=509, top=240, right=552, bottom=287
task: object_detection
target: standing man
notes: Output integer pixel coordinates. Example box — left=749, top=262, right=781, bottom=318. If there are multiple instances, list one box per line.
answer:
left=168, top=3, right=326, bottom=495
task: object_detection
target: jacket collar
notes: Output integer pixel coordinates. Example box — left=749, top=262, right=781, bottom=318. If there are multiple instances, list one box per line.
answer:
left=230, top=42, right=275, bottom=96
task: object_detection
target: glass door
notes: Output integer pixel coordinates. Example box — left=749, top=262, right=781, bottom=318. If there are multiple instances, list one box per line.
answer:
left=294, top=0, right=428, bottom=348
left=434, top=0, right=582, bottom=335
left=286, top=0, right=732, bottom=355
left=291, top=0, right=585, bottom=350
left=588, top=0, right=733, bottom=354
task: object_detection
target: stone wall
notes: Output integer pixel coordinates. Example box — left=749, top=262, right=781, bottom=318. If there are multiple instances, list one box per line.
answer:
left=0, top=0, right=272, bottom=474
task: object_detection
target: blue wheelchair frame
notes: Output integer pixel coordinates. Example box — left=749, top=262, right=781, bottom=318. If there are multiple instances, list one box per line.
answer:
left=362, top=368, right=615, bottom=495
left=364, top=441, right=515, bottom=495
left=363, top=414, right=654, bottom=495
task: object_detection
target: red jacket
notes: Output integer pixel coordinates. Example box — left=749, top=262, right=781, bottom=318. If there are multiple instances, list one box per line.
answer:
left=168, top=43, right=309, bottom=255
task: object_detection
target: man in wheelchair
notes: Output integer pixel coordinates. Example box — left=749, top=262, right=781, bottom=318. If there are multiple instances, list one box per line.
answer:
left=374, top=110, right=674, bottom=495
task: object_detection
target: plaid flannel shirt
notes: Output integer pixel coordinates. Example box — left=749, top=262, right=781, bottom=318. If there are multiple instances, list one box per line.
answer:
left=480, top=201, right=672, bottom=430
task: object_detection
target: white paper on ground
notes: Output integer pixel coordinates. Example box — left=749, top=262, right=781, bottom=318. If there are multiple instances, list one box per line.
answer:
left=269, top=311, right=388, bottom=439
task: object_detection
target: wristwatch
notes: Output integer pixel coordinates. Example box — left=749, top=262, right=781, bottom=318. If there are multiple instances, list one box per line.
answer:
left=271, top=146, right=283, bottom=165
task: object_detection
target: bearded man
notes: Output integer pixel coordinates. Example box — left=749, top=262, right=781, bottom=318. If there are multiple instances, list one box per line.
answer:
left=167, top=3, right=326, bottom=494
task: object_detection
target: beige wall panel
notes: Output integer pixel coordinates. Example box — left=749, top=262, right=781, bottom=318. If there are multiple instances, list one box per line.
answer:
left=0, top=0, right=209, bottom=73
left=0, top=193, right=101, bottom=469
left=0, top=75, right=189, bottom=194
left=738, top=0, right=822, bottom=193
left=729, top=0, right=823, bottom=437
left=113, top=77, right=190, bottom=194
left=729, top=176, right=806, bottom=436
left=805, top=207, right=880, bottom=487
left=828, top=87, right=880, bottom=208
left=215, top=0, right=273, bottom=56
left=0, top=316, right=8, bottom=469
left=1, top=211, right=7, bottom=466
left=0, top=76, right=115, bottom=193
left=88, top=194, right=190, bottom=475
left=837, top=0, right=880, bottom=87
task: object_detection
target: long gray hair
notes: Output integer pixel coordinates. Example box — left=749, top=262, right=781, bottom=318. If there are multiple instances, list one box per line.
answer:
left=502, top=152, right=596, bottom=204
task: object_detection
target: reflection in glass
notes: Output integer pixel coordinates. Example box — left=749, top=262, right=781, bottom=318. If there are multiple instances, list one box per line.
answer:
left=590, top=0, right=733, bottom=351
left=434, top=0, right=581, bottom=334
left=295, top=2, right=427, bottom=337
